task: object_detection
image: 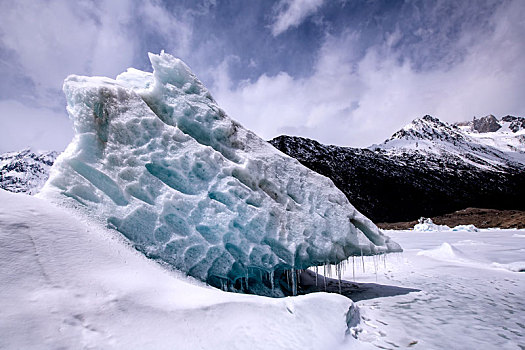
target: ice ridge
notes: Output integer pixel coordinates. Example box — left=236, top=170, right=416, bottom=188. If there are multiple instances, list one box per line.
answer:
left=39, top=52, right=401, bottom=296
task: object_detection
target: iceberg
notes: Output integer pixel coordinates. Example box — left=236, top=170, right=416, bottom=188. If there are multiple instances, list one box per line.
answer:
left=39, top=52, right=401, bottom=296
left=413, top=218, right=451, bottom=232
left=413, top=218, right=480, bottom=233
left=451, top=224, right=479, bottom=232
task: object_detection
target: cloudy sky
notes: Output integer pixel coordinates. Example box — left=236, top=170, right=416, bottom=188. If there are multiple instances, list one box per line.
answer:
left=0, top=0, right=524, bottom=152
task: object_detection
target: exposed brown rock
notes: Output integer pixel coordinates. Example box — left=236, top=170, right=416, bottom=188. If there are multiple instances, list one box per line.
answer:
left=472, top=115, right=501, bottom=133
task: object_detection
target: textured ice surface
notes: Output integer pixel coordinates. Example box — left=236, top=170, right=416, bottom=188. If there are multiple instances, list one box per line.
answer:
left=39, top=52, right=401, bottom=295
left=451, top=224, right=479, bottom=232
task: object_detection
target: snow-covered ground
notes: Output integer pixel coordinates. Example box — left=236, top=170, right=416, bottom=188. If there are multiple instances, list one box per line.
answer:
left=352, top=229, right=525, bottom=349
left=0, top=189, right=365, bottom=350
left=1, top=188, right=524, bottom=349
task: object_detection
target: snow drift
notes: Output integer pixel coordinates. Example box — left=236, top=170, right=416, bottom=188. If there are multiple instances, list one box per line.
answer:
left=0, top=189, right=363, bottom=349
left=39, top=51, right=401, bottom=296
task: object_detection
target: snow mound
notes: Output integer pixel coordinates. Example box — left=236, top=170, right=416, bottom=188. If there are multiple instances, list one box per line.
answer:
left=39, top=51, right=401, bottom=296
left=417, top=242, right=468, bottom=262
left=0, top=189, right=363, bottom=349
left=418, top=241, right=525, bottom=273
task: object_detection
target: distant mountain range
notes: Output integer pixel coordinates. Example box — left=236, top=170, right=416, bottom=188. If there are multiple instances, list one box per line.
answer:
left=2, top=115, right=524, bottom=223
left=0, top=149, right=58, bottom=195
left=270, top=115, right=525, bottom=222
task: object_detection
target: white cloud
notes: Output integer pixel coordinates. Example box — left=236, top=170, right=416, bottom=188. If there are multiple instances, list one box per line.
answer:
left=0, top=0, right=136, bottom=107
left=0, top=0, right=523, bottom=152
left=137, top=0, right=193, bottom=58
left=0, top=0, right=193, bottom=152
left=0, top=0, right=139, bottom=152
left=213, top=0, right=525, bottom=147
left=271, top=0, right=325, bottom=36
left=0, top=100, right=72, bottom=153
left=0, top=0, right=193, bottom=107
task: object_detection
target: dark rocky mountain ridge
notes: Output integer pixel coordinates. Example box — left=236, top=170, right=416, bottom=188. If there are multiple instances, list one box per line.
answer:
left=270, top=115, right=525, bottom=223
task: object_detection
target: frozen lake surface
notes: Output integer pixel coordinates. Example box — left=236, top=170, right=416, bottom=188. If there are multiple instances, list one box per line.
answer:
left=348, top=229, right=525, bottom=349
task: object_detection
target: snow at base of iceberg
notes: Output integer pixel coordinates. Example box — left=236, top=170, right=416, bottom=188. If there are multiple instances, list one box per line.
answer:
left=491, top=261, right=525, bottom=272
left=0, top=189, right=369, bottom=350
left=38, top=52, right=401, bottom=296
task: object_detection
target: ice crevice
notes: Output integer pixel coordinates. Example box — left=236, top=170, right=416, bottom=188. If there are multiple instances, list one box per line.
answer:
left=39, top=51, right=402, bottom=296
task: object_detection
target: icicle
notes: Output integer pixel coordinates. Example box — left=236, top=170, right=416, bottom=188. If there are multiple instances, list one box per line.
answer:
left=373, top=255, right=378, bottom=282
left=270, top=270, right=274, bottom=291
left=338, top=264, right=342, bottom=294
left=246, top=271, right=249, bottom=291
left=291, top=267, right=297, bottom=296
left=286, top=270, right=290, bottom=287
left=323, top=265, right=327, bottom=291
left=383, top=252, right=387, bottom=269
left=352, top=256, right=355, bottom=281
left=361, top=248, right=365, bottom=273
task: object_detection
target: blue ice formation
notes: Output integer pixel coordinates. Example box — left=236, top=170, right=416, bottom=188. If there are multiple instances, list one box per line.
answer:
left=40, top=52, right=401, bottom=296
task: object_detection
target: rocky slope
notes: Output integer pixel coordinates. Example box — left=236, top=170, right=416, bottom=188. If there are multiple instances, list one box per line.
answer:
left=0, top=149, right=58, bottom=195
left=270, top=115, right=525, bottom=223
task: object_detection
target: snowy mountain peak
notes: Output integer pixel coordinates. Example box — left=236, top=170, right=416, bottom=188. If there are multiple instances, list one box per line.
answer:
left=370, top=114, right=525, bottom=172
left=0, top=149, right=58, bottom=195
left=387, top=114, right=525, bottom=147
left=388, top=115, right=466, bottom=144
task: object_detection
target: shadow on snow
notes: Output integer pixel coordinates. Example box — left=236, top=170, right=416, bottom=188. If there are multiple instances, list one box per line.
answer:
left=288, top=269, right=420, bottom=302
